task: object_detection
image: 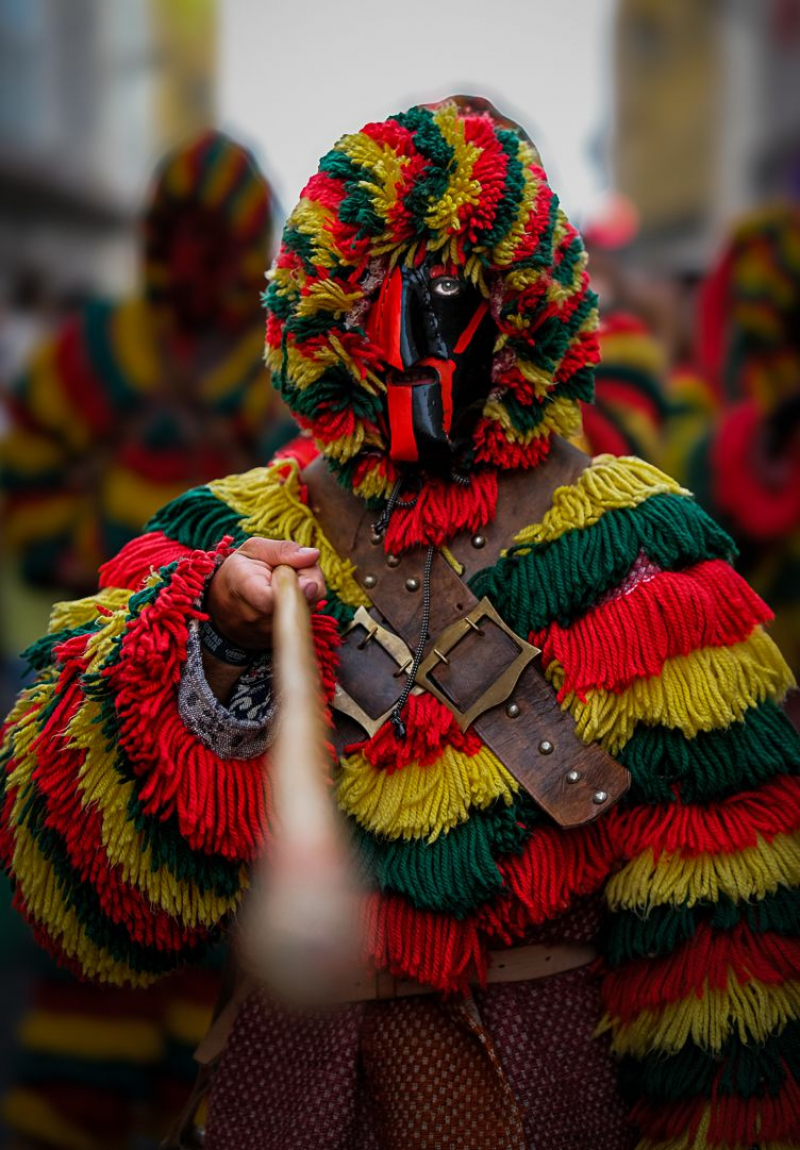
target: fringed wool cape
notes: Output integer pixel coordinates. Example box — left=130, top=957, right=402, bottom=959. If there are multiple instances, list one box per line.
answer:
left=1, top=448, right=799, bottom=1149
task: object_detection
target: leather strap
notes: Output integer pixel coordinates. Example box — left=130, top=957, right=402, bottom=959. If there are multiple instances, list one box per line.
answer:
left=351, top=942, right=599, bottom=1002
left=303, top=440, right=630, bottom=827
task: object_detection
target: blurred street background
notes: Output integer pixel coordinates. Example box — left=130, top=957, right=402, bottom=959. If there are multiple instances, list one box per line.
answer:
left=0, top=1, right=798, bottom=1147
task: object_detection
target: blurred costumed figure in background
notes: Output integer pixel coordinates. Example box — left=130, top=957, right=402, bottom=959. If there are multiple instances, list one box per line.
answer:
left=575, top=194, right=672, bottom=462
left=1, top=102, right=799, bottom=1150
left=0, top=131, right=294, bottom=1150
left=667, top=204, right=800, bottom=716
left=1, top=130, right=293, bottom=597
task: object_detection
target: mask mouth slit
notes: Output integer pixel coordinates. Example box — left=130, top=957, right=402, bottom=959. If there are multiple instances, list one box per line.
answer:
left=388, top=367, right=441, bottom=386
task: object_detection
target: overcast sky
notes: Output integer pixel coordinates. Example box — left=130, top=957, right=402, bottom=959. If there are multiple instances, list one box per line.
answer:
left=218, top=0, right=616, bottom=227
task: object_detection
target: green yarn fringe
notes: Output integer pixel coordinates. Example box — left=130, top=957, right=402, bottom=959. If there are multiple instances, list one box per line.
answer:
left=617, top=1018, right=799, bottom=1104
left=619, top=699, right=800, bottom=805
left=604, top=885, right=800, bottom=968
left=470, top=492, right=736, bottom=632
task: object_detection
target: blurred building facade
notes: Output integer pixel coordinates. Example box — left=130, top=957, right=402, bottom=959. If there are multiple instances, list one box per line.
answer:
left=615, top=0, right=800, bottom=274
left=0, top=0, right=217, bottom=301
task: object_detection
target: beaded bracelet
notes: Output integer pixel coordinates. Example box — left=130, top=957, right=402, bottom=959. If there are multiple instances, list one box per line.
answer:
left=198, top=618, right=256, bottom=667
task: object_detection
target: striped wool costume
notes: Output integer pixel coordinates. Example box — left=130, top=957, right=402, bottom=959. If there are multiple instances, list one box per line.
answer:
left=2, top=104, right=799, bottom=1149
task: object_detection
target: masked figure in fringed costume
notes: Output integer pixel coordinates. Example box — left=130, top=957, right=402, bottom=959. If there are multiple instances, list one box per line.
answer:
left=0, top=132, right=293, bottom=1150
left=0, top=130, right=293, bottom=597
left=2, top=103, right=799, bottom=1150
left=666, top=205, right=800, bottom=713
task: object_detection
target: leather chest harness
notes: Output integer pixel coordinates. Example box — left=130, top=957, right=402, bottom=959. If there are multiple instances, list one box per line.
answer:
left=303, top=437, right=630, bottom=828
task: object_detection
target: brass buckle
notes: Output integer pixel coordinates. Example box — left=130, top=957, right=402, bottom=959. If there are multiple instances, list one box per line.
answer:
left=332, top=607, right=421, bottom=738
left=415, top=597, right=540, bottom=732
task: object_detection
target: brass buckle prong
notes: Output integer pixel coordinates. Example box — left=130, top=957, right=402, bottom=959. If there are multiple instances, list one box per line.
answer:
left=415, top=598, right=540, bottom=732
left=332, top=608, right=421, bottom=738
left=357, top=625, right=377, bottom=650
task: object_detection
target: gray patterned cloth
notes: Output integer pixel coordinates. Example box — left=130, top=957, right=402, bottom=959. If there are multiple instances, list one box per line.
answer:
left=178, top=622, right=275, bottom=759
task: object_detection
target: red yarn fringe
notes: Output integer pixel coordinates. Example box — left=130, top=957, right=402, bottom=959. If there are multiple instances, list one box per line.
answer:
left=99, top=531, right=194, bottom=591
left=472, top=421, right=553, bottom=471
left=631, top=1073, right=800, bottom=1145
left=361, top=821, right=615, bottom=991
left=363, top=891, right=486, bottom=994
left=358, top=691, right=482, bottom=771
left=382, top=468, right=499, bottom=553
left=110, top=550, right=341, bottom=859
left=601, top=924, right=800, bottom=1020
left=606, top=774, right=800, bottom=860
left=532, top=559, right=773, bottom=700
left=109, top=549, right=268, bottom=859
left=477, top=822, right=613, bottom=943
left=17, top=651, right=205, bottom=951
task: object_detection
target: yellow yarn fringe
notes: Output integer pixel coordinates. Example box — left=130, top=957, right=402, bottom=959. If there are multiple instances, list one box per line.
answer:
left=549, top=628, right=794, bottom=755
left=209, top=462, right=369, bottom=610
left=352, top=467, right=394, bottom=502
left=296, top=278, right=365, bottom=319
left=605, top=832, right=800, bottom=912
left=9, top=822, right=152, bottom=987
left=482, top=395, right=578, bottom=446
left=599, top=977, right=800, bottom=1056
left=513, top=455, right=688, bottom=547
left=424, top=107, right=482, bottom=236
left=68, top=694, right=244, bottom=927
left=336, top=745, right=518, bottom=841
left=49, top=587, right=132, bottom=634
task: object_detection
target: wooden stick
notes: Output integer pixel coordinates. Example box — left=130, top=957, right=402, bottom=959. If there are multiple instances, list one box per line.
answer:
left=239, top=564, right=361, bottom=1001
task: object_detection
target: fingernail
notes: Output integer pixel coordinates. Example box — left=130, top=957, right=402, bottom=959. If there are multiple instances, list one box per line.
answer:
left=303, top=583, right=317, bottom=601
left=297, top=547, right=319, bottom=557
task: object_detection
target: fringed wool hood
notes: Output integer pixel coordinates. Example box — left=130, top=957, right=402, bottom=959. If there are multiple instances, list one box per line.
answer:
left=263, top=102, right=600, bottom=505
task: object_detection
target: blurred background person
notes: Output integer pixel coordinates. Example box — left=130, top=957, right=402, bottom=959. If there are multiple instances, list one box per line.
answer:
left=666, top=204, right=800, bottom=720
left=1, top=128, right=291, bottom=601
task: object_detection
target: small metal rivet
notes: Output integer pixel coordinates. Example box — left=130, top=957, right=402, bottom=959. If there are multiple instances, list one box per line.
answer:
left=566, top=769, right=581, bottom=783
left=370, top=530, right=382, bottom=545
left=312, top=505, right=321, bottom=514
left=471, top=534, right=487, bottom=549
left=506, top=702, right=520, bottom=718
left=592, top=790, right=608, bottom=805
left=538, top=739, right=554, bottom=755
left=405, top=576, right=421, bottom=592
left=363, top=574, right=377, bottom=589
left=386, top=553, right=401, bottom=568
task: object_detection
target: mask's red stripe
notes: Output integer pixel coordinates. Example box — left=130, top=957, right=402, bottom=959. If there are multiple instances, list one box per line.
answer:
left=366, top=267, right=404, bottom=370
left=454, top=300, right=489, bottom=354
left=387, top=385, right=419, bottom=461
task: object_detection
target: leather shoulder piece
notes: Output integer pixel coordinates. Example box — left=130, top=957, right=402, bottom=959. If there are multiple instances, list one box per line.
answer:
left=303, top=443, right=630, bottom=827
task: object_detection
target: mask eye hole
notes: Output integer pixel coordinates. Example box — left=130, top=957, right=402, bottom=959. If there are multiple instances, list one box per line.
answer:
left=431, top=275, right=463, bottom=298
